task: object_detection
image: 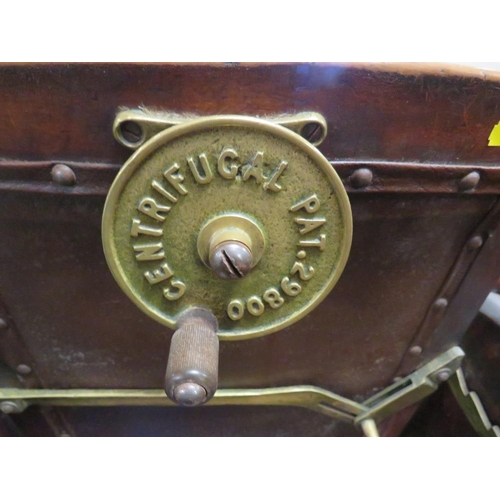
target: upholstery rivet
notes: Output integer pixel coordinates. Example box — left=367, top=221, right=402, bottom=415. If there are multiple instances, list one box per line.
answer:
left=458, top=171, right=480, bottom=192
left=467, top=235, right=484, bottom=250
left=409, top=346, right=422, bottom=356
left=16, top=364, right=32, bottom=375
left=350, top=168, right=373, bottom=189
left=51, top=164, right=76, bottom=186
left=433, top=298, right=448, bottom=310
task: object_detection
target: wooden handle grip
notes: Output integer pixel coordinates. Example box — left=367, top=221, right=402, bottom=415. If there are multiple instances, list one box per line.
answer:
left=164, top=309, right=219, bottom=406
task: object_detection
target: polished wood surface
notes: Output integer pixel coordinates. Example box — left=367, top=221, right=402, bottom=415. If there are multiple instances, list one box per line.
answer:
left=0, top=63, right=499, bottom=165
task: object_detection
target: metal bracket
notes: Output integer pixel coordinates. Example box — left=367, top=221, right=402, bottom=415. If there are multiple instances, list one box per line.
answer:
left=354, top=346, right=464, bottom=425
left=0, top=347, right=464, bottom=436
left=448, top=367, right=500, bottom=437
left=113, top=109, right=328, bottom=150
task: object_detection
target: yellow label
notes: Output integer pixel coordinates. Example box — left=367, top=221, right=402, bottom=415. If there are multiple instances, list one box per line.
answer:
left=488, top=121, right=500, bottom=146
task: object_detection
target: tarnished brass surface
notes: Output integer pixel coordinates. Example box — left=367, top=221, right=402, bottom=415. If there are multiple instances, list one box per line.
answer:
left=102, top=115, right=352, bottom=339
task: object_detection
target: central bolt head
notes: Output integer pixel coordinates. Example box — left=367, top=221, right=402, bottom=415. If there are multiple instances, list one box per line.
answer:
left=209, top=241, right=253, bottom=279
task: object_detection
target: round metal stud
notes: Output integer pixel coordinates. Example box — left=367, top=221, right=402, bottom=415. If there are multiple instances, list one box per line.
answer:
left=51, top=164, right=76, bottom=186
left=433, top=298, right=448, bottom=310
left=458, top=171, right=480, bottom=192
left=409, top=346, right=422, bottom=356
left=0, top=401, right=17, bottom=414
left=0, top=401, right=24, bottom=414
left=467, top=235, right=484, bottom=250
left=435, top=369, right=451, bottom=382
left=350, top=168, right=373, bottom=189
left=0, top=318, right=7, bottom=330
left=16, top=364, right=32, bottom=375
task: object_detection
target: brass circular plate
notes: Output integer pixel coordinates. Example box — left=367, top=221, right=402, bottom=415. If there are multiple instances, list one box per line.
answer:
left=102, top=116, right=352, bottom=340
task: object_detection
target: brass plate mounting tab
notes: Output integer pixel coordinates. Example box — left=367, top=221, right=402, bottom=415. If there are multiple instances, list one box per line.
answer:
left=113, top=109, right=328, bottom=149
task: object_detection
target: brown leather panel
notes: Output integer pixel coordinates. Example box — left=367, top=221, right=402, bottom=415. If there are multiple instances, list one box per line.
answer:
left=47, top=405, right=362, bottom=437
left=0, top=191, right=493, bottom=400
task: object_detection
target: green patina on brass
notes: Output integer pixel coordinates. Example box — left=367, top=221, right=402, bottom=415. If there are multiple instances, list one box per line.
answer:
left=102, top=115, right=352, bottom=339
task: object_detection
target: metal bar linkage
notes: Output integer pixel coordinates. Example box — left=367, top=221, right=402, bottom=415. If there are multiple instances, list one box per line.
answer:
left=0, top=347, right=464, bottom=437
